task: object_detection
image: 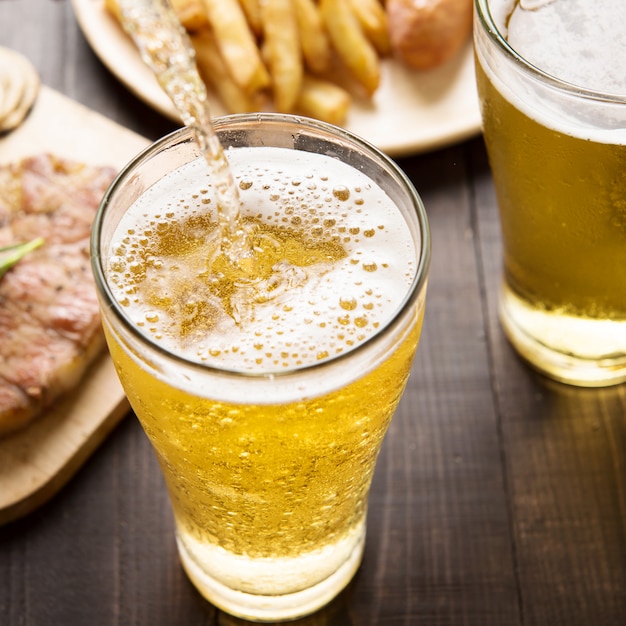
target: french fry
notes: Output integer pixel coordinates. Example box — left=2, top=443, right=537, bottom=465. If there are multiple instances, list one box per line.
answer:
left=191, top=28, right=261, bottom=113
left=348, top=0, right=390, bottom=56
left=201, top=0, right=270, bottom=95
left=238, top=0, right=262, bottom=35
left=169, top=0, right=209, bottom=31
left=296, top=75, right=351, bottom=126
left=319, top=0, right=380, bottom=96
left=293, top=0, right=331, bottom=75
left=260, top=0, right=303, bottom=113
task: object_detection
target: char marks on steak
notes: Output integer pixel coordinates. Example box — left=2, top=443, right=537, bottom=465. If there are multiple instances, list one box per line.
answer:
left=0, top=154, right=116, bottom=436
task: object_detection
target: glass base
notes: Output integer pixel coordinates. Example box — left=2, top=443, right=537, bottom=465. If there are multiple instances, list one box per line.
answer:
left=499, top=285, right=626, bottom=387
left=176, top=523, right=365, bottom=622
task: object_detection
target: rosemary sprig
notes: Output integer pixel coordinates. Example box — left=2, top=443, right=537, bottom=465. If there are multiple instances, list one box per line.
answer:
left=0, top=237, right=45, bottom=279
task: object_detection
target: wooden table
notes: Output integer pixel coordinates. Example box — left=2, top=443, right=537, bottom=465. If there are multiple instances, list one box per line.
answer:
left=1, top=2, right=625, bottom=625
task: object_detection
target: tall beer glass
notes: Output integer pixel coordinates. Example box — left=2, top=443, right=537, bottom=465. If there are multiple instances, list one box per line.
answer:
left=474, top=0, right=626, bottom=386
left=91, top=114, right=430, bottom=622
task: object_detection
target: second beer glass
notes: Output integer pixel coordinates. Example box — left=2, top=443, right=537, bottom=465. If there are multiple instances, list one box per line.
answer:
left=474, top=0, right=626, bottom=386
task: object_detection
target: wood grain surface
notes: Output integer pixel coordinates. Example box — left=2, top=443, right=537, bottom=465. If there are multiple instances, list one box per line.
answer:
left=1, top=2, right=625, bottom=626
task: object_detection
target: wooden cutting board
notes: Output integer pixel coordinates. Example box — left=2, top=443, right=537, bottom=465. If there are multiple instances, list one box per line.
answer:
left=0, top=86, right=150, bottom=525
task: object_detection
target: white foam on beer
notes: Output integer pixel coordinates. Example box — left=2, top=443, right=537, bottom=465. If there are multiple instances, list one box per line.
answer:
left=506, top=0, right=626, bottom=96
left=481, top=0, right=626, bottom=143
left=108, top=147, right=417, bottom=373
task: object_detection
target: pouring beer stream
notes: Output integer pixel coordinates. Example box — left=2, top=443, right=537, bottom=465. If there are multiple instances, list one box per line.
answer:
left=117, top=0, right=252, bottom=264
left=114, top=0, right=350, bottom=327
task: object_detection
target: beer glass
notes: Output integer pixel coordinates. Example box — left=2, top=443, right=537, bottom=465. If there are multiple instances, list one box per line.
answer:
left=474, top=0, right=626, bottom=386
left=91, top=114, right=430, bottom=622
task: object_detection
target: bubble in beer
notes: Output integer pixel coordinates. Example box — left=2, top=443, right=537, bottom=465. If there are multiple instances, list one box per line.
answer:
left=339, top=297, right=357, bottom=311
left=332, top=186, right=350, bottom=201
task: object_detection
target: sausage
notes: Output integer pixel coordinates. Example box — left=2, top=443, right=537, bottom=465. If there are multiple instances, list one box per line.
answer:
left=387, top=0, right=473, bottom=70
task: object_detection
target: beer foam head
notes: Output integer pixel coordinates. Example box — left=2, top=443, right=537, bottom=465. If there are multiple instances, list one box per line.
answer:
left=479, top=0, right=626, bottom=141
left=107, top=147, right=418, bottom=373
left=505, top=0, right=626, bottom=95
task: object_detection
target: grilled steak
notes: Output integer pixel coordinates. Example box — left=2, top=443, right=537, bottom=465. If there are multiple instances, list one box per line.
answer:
left=0, top=154, right=116, bottom=436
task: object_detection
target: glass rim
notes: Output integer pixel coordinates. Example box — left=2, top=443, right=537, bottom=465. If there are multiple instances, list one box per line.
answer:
left=474, top=0, right=626, bottom=104
left=91, top=112, right=431, bottom=380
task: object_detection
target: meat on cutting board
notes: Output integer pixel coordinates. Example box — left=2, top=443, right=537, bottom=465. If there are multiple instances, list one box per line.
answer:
left=0, top=154, right=116, bottom=436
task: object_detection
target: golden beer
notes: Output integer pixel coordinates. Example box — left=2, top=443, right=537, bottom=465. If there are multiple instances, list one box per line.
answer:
left=474, top=0, right=626, bottom=385
left=92, top=116, right=430, bottom=621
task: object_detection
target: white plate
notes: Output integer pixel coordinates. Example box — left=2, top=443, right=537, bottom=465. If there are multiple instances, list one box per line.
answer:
left=72, top=0, right=482, bottom=156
